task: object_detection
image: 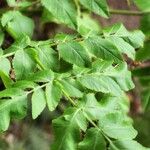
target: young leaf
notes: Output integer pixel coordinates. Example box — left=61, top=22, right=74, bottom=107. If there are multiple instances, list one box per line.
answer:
left=41, top=0, right=77, bottom=29
left=32, top=88, right=46, bottom=119
left=79, top=0, right=109, bottom=18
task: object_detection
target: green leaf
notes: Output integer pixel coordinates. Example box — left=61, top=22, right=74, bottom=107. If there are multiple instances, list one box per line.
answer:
left=32, top=88, right=46, bottom=119
left=13, top=49, right=36, bottom=80
left=58, top=79, right=83, bottom=98
left=134, top=0, right=150, bottom=11
left=78, top=128, right=106, bottom=150
left=81, top=93, right=129, bottom=120
left=6, top=0, right=31, bottom=7
left=41, top=0, right=77, bottom=29
left=58, top=41, right=90, bottom=67
left=103, top=23, right=145, bottom=49
left=100, top=94, right=130, bottom=114
left=64, top=107, right=87, bottom=131
left=77, top=14, right=101, bottom=37
left=0, top=88, right=25, bottom=98
left=79, top=93, right=102, bottom=120
left=78, top=75, right=123, bottom=96
left=84, top=36, right=123, bottom=62
left=52, top=107, right=86, bottom=150
left=98, top=112, right=137, bottom=140
left=108, top=37, right=135, bottom=60
left=4, top=35, right=30, bottom=54
left=127, top=31, right=145, bottom=48
left=81, top=94, right=137, bottom=146
left=109, top=140, right=150, bottom=150
left=79, top=0, right=109, bottom=18
left=54, top=33, right=76, bottom=42
left=0, top=58, right=11, bottom=75
left=92, top=60, right=135, bottom=91
left=34, top=45, right=59, bottom=71
left=0, top=95, right=27, bottom=131
left=0, top=71, right=13, bottom=88
left=12, top=80, right=36, bottom=90
left=26, top=70, right=54, bottom=83
left=82, top=58, right=134, bottom=97
left=45, top=81, right=62, bottom=111
left=1, top=11, right=34, bottom=39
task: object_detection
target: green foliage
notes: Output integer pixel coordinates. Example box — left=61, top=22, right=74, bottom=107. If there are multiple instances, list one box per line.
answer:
left=79, top=0, right=109, bottom=18
left=58, top=41, right=90, bottom=67
left=42, top=0, right=77, bottom=29
left=134, top=0, right=150, bottom=11
left=1, top=11, right=34, bottom=39
left=78, top=128, right=106, bottom=150
left=0, top=0, right=149, bottom=149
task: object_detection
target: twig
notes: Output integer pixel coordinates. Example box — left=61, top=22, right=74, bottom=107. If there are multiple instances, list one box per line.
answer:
left=109, top=9, right=150, bottom=16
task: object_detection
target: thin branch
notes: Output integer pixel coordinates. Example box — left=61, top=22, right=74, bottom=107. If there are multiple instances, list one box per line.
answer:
left=0, top=37, right=83, bottom=59
left=61, top=91, right=119, bottom=149
left=109, top=9, right=150, bottom=16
